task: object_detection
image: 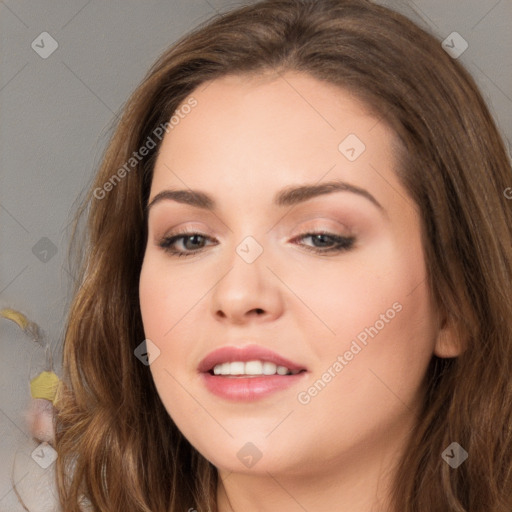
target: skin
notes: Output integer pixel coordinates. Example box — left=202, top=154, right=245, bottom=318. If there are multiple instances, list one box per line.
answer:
left=139, top=71, right=460, bottom=512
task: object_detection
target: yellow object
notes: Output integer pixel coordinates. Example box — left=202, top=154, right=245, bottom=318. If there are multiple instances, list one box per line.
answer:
left=30, top=371, right=60, bottom=402
left=2, top=307, right=62, bottom=405
left=1, top=308, right=30, bottom=329
left=0, top=307, right=41, bottom=340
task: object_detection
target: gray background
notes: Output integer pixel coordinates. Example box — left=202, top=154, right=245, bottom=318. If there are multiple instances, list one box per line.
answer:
left=1, top=0, right=511, bottom=510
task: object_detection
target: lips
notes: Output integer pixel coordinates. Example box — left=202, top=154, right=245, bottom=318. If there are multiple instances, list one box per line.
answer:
left=197, top=344, right=308, bottom=401
left=197, top=344, right=307, bottom=374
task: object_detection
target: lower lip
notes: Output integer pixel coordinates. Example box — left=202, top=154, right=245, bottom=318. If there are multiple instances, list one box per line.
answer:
left=201, top=372, right=307, bottom=401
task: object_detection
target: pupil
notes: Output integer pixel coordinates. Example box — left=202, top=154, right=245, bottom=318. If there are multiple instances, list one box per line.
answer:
left=187, top=235, right=202, bottom=249
left=314, top=234, right=331, bottom=246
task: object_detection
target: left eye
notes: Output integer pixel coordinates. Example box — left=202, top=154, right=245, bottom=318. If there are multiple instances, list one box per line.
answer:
left=294, top=232, right=355, bottom=253
left=158, top=230, right=355, bottom=257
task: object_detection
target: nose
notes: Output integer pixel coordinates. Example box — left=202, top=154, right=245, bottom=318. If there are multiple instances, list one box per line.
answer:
left=209, top=244, right=285, bottom=325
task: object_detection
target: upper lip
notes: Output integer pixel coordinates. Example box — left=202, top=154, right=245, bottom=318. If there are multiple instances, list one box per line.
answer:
left=198, top=344, right=307, bottom=373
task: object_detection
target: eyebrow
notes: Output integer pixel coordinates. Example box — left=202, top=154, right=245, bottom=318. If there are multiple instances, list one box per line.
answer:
left=145, top=179, right=384, bottom=213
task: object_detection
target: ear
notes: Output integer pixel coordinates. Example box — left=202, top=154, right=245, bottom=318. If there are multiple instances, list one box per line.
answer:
left=433, top=313, right=466, bottom=358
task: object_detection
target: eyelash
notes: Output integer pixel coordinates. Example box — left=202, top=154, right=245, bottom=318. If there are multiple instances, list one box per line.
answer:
left=157, top=229, right=355, bottom=257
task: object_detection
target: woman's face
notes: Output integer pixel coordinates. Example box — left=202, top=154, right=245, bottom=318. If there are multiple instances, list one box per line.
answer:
left=139, top=72, right=452, bottom=479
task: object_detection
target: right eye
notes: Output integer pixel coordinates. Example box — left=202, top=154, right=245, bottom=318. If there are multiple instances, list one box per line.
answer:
left=158, top=230, right=217, bottom=257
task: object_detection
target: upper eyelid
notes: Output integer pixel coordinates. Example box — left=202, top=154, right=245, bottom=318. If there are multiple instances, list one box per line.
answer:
left=156, top=211, right=358, bottom=242
left=160, top=225, right=352, bottom=239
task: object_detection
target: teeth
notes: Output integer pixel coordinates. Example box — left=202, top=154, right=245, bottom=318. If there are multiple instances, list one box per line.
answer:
left=262, top=362, right=277, bottom=375
left=212, top=360, right=301, bottom=376
left=245, top=360, right=263, bottom=375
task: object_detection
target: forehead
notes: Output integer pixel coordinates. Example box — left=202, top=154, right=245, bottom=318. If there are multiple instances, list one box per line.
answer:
left=149, top=72, right=405, bottom=213
left=156, top=71, right=381, bottom=156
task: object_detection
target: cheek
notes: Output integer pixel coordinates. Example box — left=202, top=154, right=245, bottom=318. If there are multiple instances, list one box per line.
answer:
left=139, top=256, right=199, bottom=421
left=138, top=253, right=212, bottom=388
left=139, top=265, right=169, bottom=347
left=299, top=280, right=435, bottom=447
left=288, top=252, right=436, bottom=462
left=139, top=254, right=202, bottom=338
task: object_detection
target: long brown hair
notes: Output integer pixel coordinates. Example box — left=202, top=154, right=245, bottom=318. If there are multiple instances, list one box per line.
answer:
left=54, top=0, right=512, bottom=510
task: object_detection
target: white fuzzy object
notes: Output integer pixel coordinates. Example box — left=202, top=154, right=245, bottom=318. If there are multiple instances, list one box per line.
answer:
left=25, top=399, right=55, bottom=445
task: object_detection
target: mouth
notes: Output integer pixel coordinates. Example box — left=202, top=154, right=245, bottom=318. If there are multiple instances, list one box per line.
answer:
left=198, top=344, right=308, bottom=401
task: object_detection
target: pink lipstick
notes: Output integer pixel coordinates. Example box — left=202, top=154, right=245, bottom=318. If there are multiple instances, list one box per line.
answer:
left=198, top=344, right=308, bottom=401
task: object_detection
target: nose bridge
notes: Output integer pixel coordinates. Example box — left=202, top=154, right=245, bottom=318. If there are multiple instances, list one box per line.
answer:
left=209, top=232, right=283, bottom=322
